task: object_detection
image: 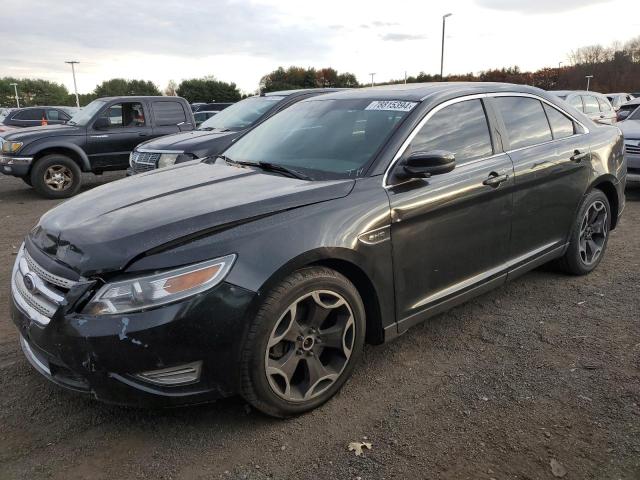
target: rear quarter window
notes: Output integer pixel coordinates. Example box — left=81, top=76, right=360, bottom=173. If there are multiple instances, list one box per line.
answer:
left=153, top=101, right=188, bottom=126
left=543, top=104, right=575, bottom=139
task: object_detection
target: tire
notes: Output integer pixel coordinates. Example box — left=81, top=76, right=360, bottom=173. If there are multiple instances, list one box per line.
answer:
left=557, top=189, right=611, bottom=275
left=240, top=267, right=366, bottom=418
left=31, top=154, right=82, bottom=199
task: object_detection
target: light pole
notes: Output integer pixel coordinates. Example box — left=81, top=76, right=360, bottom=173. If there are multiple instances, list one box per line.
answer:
left=557, top=62, right=563, bottom=86
left=440, top=13, right=452, bottom=81
left=585, top=75, right=594, bottom=91
left=65, top=61, right=80, bottom=108
left=9, top=83, right=20, bottom=108
left=369, top=72, right=376, bottom=87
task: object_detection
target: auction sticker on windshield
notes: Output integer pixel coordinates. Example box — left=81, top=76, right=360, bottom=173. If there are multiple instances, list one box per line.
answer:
left=365, top=100, right=418, bottom=112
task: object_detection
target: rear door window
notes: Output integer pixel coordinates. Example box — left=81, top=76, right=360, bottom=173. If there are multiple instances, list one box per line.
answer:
left=583, top=96, right=600, bottom=114
left=404, top=99, right=493, bottom=165
left=494, top=97, right=553, bottom=150
left=46, top=109, right=61, bottom=121
left=153, top=101, right=187, bottom=126
left=568, top=96, right=584, bottom=111
left=99, top=103, right=146, bottom=128
left=597, top=98, right=613, bottom=112
left=543, top=104, right=575, bottom=139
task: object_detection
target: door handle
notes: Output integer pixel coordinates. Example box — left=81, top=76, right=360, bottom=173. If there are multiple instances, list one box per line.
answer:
left=483, top=172, right=509, bottom=188
left=570, top=149, right=589, bottom=163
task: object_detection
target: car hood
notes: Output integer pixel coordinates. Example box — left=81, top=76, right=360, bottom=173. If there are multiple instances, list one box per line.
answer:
left=30, top=161, right=355, bottom=276
left=619, top=120, right=640, bottom=139
left=138, top=129, right=238, bottom=152
left=2, top=124, right=84, bottom=142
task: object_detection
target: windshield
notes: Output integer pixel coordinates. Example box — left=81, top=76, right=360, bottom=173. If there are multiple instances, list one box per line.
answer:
left=68, top=100, right=106, bottom=126
left=223, top=98, right=416, bottom=179
left=628, top=106, right=640, bottom=121
left=198, top=96, right=284, bottom=131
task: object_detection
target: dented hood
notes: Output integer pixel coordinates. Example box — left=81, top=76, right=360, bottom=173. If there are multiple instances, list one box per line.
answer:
left=30, top=161, right=354, bottom=275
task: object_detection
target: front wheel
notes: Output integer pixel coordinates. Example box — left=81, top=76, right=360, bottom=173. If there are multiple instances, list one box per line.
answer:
left=557, top=189, right=611, bottom=275
left=240, top=267, right=366, bottom=418
left=31, top=154, right=82, bottom=199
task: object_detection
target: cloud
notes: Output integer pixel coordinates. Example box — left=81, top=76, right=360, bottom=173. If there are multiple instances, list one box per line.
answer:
left=380, top=33, right=428, bottom=42
left=475, top=0, right=614, bottom=14
left=0, top=0, right=332, bottom=65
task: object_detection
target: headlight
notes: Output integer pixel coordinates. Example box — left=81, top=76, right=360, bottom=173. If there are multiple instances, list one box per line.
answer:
left=82, top=255, right=236, bottom=315
left=158, top=152, right=181, bottom=168
left=2, top=141, right=23, bottom=153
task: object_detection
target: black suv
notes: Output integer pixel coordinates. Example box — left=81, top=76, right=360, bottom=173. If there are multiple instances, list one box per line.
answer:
left=1, top=106, right=78, bottom=129
left=0, top=96, right=194, bottom=198
left=11, top=83, right=625, bottom=417
left=129, top=89, right=339, bottom=174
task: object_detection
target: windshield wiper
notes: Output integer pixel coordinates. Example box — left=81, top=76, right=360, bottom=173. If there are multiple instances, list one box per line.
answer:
left=256, top=161, right=312, bottom=180
left=219, top=156, right=311, bottom=180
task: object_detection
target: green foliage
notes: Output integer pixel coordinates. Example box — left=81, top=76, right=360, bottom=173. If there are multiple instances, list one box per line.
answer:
left=94, top=78, right=161, bottom=97
left=260, top=66, right=360, bottom=93
left=176, top=77, right=242, bottom=103
left=0, top=77, right=70, bottom=107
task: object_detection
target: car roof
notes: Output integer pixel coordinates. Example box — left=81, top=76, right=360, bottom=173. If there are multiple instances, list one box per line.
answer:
left=308, top=82, right=552, bottom=102
left=262, top=88, right=347, bottom=98
left=606, top=92, right=629, bottom=96
left=97, top=96, right=185, bottom=102
left=551, top=90, right=606, bottom=97
left=622, top=97, right=640, bottom=106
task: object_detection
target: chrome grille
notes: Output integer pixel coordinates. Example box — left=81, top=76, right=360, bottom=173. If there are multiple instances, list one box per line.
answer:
left=130, top=151, right=160, bottom=173
left=11, top=246, right=79, bottom=325
left=625, top=142, right=640, bottom=155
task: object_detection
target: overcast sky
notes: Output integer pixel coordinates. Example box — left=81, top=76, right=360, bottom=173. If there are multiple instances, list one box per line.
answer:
left=2, top=0, right=639, bottom=94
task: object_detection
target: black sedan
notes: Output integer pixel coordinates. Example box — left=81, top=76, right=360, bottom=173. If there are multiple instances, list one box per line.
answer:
left=2, top=106, right=77, bottom=128
left=11, top=83, right=626, bottom=417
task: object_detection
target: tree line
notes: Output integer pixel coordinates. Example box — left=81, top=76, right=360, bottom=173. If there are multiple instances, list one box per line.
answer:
left=1, top=36, right=638, bottom=109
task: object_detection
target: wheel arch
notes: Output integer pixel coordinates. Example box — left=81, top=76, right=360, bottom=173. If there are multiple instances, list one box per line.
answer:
left=255, top=248, right=386, bottom=345
left=589, top=176, right=619, bottom=230
left=32, top=144, right=91, bottom=172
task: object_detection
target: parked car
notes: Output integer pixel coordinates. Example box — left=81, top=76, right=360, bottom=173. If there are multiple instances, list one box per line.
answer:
left=618, top=104, right=640, bottom=186
left=551, top=90, right=617, bottom=125
left=616, top=97, right=640, bottom=122
left=1, top=106, right=78, bottom=128
left=0, top=107, right=16, bottom=120
left=10, top=83, right=625, bottom=417
left=129, top=89, right=340, bottom=174
left=606, top=93, right=635, bottom=111
left=193, top=102, right=234, bottom=112
left=0, top=96, right=194, bottom=198
left=190, top=102, right=207, bottom=112
left=193, top=110, right=219, bottom=127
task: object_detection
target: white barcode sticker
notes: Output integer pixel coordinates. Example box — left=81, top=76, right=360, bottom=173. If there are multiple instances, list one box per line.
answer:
left=365, top=100, right=418, bottom=112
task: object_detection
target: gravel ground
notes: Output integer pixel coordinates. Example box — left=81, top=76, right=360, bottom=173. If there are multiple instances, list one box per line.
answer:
left=0, top=173, right=638, bottom=480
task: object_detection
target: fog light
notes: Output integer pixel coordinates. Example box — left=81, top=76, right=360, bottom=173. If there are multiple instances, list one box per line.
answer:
left=134, top=361, right=202, bottom=386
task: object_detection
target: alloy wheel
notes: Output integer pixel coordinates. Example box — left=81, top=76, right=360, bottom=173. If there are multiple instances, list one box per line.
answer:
left=44, top=165, right=73, bottom=191
left=265, top=290, right=355, bottom=402
left=579, top=200, right=608, bottom=266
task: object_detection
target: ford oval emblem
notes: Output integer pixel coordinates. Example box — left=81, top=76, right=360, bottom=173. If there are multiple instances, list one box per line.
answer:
left=23, top=273, right=37, bottom=293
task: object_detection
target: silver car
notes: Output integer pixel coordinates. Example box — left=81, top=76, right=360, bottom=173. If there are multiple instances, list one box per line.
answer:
left=618, top=105, right=640, bottom=186
left=606, top=93, right=635, bottom=111
left=551, top=90, right=617, bottom=125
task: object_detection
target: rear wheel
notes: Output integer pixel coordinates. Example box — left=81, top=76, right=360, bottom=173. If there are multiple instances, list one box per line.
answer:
left=240, top=267, right=366, bottom=418
left=557, top=189, right=610, bottom=275
left=31, top=154, right=82, bottom=199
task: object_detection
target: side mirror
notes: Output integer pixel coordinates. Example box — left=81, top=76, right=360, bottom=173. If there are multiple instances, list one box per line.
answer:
left=93, top=117, right=110, bottom=130
left=397, top=150, right=456, bottom=179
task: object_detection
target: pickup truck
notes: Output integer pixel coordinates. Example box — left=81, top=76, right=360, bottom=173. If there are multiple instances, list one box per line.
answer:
left=0, top=96, right=195, bottom=198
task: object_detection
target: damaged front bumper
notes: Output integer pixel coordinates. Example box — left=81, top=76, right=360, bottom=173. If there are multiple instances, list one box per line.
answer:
left=11, top=270, right=257, bottom=407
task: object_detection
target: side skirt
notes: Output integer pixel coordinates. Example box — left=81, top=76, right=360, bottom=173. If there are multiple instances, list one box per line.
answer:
left=383, top=243, right=567, bottom=342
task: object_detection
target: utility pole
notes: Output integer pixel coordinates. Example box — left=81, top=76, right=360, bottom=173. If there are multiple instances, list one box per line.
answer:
left=369, top=73, right=376, bottom=87
left=557, top=62, right=563, bottom=86
left=404, top=71, right=407, bottom=84
left=440, top=13, right=452, bottom=81
left=65, top=61, right=80, bottom=108
left=585, top=75, right=594, bottom=91
left=9, top=83, right=19, bottom=108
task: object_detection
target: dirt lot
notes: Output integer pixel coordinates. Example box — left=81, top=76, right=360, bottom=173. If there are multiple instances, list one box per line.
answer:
left=0, top=173, right=638, bottom=480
